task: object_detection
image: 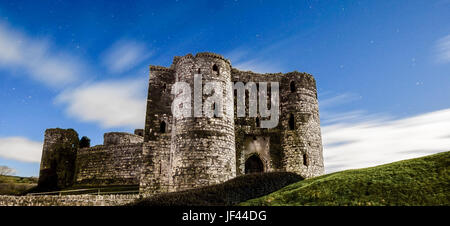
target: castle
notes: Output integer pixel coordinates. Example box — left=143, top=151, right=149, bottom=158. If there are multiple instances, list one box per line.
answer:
left=38, top=52, right=324, bottom=194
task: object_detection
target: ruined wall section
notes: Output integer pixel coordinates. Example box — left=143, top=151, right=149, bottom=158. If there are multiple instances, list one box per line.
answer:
left=74, top=143, right=143, bottom=186
left=103, top=132, right=143, bottom=145
left=170, top=53, right=236, bottom=191
left=139, top=65, right=174, bottom=194
left=279, top=72, right=324, bottom=178
left=144, top=66, right=175, bottom=142
left=38, top=128, right=79, bottom=189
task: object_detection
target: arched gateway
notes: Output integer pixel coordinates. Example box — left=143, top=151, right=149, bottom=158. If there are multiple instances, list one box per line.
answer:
left=245, top=155, right=264, bottom=174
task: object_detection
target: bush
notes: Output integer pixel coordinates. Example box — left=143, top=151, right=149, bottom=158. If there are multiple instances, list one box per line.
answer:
left=130, top=172, right=303, bottom=206
left=79, top=136, right=91, bottom=148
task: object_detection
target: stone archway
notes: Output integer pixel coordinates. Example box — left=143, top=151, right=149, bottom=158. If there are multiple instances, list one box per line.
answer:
left=245, top=154, right=264, bottom=174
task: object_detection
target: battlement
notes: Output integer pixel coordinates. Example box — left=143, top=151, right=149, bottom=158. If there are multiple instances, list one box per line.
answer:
left=195, top=52, right=232, bottom=65
left=172, top=52, right=232, bottom=68
left=149, top=65, right=174, bottom=72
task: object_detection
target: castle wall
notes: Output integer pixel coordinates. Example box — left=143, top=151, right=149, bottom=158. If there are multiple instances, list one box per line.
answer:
left=139, top=136, right=171, bottom=194
left=230, top=69, right=324, bottom=178
left=103, top=132, right=143, bottom=145
left=74, top=143, right=143, bottom=186
left=241, top=136, right=272, bottom=171
left=0, top=194, right=140, bottom=206
left=144, top=66, right=175, bottom=142
left=231, top=69, right=285, bottom=175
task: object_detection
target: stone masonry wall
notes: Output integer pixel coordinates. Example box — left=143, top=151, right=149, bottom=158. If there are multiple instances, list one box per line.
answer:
left=139, top=137, right=171, bottom=194
left=103, top=132, right=143, bottom=146
left=279, top=72, right=324, bottom=178
left=0, top=194, right=140, bottom=206
left=231, top=69, right=284, bottom=176
left=74, top=143, right=143, bottom=186
left=144, top=65, right=175, bottom=142
left=230, top=68, right=324, bottom=179
left=38, top=128, right=79, bottom=189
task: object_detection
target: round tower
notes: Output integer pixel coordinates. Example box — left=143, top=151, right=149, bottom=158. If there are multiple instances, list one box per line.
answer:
left=280, top=72, right=324, bottom=178
left=170, top=52, right=236, bottom=191
left=38, top=128, right=79, bottom=189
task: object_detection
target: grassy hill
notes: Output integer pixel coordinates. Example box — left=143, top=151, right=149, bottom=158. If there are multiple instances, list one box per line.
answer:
left=242, top=151, right=450, bottom=206
left=0, top=175, right=38, bottom=195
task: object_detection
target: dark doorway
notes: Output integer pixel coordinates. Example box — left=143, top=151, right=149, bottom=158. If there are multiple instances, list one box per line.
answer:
left=160, top=121, right=166, bottom=133
left=290, top=81, right=296, bottom=92
left=245, top=155, right=264, bottom=174
left=289, top=113, right=295, bottom=130
left=212, top=64, right=219, bottom=74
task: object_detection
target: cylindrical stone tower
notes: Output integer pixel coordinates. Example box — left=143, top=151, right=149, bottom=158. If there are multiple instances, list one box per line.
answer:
left=169, top=52, right=236, bottom=191
left=280, top=72, right=324, bottom=178
left=38, top=128, right=79, bottom=189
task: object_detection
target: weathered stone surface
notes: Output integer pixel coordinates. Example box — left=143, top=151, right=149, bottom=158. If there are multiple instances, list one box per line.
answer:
left=38, top=128, right=79, bottom=189
left=0, top=194, right=141, bottom=206
left=103, top=132, right=143, bottom=145
left=74, top=143, right=143, bottom=186
left=140, top=52, right=324, bottom=193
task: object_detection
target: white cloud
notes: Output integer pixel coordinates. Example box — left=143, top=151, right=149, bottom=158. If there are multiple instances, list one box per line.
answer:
left=56, top=78, right=147, bottom=128
left=0, top=137, right=42, bottom=163
left=233, top=58, right=284, bottom=74
left=0, top=23, right=84, bottom=87
left=436, top=34, right=450, bottom=63
left=318, top=92, right=387, bottom=125
left=101, top=40, right=152, bottom=74
left=319, top=93, right=361, bottom=110
left=322, top=108, right=450, bottom=173
left=225, top=48, right=284, bottom=73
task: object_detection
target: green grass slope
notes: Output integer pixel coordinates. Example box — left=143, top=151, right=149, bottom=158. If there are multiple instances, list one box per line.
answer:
left=242, top=151, right=450, bottom=206
left=0, top=175, right=38, bottom=195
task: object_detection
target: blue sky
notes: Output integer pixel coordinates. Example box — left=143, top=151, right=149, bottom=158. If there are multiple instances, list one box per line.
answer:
left=0, top=0, right=449, bottom=176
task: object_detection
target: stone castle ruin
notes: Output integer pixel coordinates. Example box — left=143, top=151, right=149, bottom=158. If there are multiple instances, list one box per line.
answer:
left=38, top=52, right=324, bottom=194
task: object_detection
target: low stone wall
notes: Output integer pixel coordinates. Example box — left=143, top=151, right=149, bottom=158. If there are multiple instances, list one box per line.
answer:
left=74, top=143, right=143, bottom=186
left=0, top=194, right=141, bottom=206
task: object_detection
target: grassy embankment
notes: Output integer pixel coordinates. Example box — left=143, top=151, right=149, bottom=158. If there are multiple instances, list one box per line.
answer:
left=242, top=151, right=449, bottom=206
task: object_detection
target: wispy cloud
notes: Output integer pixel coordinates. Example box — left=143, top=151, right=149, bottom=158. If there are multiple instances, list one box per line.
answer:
left=435, top=34, right=450, bottom=63
left=101, top=40, right=152, bottom=74
left=318, top=92, right=387, bottom=125
left=319, top=93, right=362, bottom=110
left=225, top=48, right=285, bottom=73
left=56, top=78, right=147, bottom=128
left=224, top=33, right=311, bottom=73
left=322, top=106, right=450, bottom=173
left=0, top=137, right=42, bottom=163
left=0, top=23, right=85, bottom=87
